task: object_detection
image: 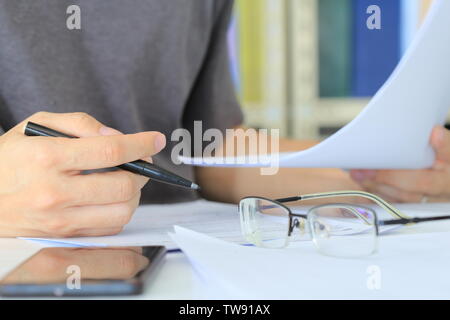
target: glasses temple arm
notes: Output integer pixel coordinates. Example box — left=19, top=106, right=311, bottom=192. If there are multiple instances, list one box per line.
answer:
left=278, top=191, right=411, bottom=219
left=380, top=215, right=450, bottom=226
left=276, top=196, right=302, bottom=203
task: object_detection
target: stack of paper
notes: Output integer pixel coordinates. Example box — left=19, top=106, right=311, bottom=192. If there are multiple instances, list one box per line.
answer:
left=170, top=226, right=450, bottom=299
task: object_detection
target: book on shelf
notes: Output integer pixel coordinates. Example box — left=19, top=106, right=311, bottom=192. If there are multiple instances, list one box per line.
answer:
left=230, top=0, right=436, bottom=138
left=318, top=0, right=352, bottom=97
left=233, top=0, right=287, bottom=132
left=351, top=0, right=401, bottom=97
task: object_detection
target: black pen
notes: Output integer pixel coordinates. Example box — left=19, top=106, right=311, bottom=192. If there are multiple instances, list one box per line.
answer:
left=24, top=121, right=200, bottom=191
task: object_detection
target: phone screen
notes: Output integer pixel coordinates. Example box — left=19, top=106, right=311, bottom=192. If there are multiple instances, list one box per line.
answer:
left=0, top=246, right=166, bottom=297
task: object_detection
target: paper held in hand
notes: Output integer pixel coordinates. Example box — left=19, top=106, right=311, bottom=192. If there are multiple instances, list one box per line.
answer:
left=181, top=0, right=450, bottom=169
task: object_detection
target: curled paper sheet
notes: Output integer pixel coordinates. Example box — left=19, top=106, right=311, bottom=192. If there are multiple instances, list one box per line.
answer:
left=181, top=0, right=450, bottom=169
left=169, top=225, right=450, bottom=299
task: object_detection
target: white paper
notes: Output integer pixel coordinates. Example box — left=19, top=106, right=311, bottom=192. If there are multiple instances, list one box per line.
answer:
left=170, top=226, right=450, bottom=299
left=20, top=200, right=244, bottom=250
left=0, top=239, right=45, bottom=280
left=181, top=0, right=450, bottom=169
left=19, top=201, right=450, bottom=249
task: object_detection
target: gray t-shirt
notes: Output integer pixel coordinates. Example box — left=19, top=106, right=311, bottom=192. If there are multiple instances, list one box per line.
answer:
left=0, top=0, right=243, bottom=204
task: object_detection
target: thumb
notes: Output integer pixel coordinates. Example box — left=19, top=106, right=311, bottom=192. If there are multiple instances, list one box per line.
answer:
left=430, top=126, right=450, bottom=162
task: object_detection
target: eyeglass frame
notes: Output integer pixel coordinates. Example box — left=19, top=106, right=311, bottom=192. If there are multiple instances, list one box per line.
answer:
left=239, top=190, right=450, bottom=247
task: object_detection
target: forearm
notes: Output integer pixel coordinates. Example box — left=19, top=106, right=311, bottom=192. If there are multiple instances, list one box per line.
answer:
left=196, top=137, right=362, bottom=203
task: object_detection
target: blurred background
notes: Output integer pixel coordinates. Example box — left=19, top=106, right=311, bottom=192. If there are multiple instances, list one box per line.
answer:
left=228, top=0, right=435, bottom=140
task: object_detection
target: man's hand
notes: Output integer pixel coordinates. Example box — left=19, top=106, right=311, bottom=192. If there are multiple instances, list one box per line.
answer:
left=350, top=126, right=450, bottom=203
left=0, top=112, right=166, bottom=237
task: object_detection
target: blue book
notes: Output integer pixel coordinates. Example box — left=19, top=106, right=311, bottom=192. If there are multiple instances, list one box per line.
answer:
left=319, top=0, right=352, bottom=97
left=352, top=0, right=401, bottom=97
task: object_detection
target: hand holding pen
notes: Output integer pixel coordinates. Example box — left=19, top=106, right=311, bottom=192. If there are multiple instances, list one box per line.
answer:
left=0, top=112, right=197, bottom=238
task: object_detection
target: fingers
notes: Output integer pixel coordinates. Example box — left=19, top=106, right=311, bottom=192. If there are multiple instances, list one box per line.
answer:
left=11, top=111, right=166, bottom=171
left=374, top=170, right=432, bottom=193
left=14, top=112, right=110, bottom=137
left=59, top=131, right=165, bottom=170
left=59, top=193, right=141, bottom=232
left=351, top=166, right=450, bottom=203
left=2, top=112, right=162, bottom=238
left=67, top=171, right=148, bottom=206
left=70, top=227, right=125, bottom=237
left=351, top=169, right=450, bottom=196
left=431, top=126, right=450, bottom=163
left=348, top=126, right=450, bottom=203
left=107, top=247, right=143, bottom=254
left=359, top=179, right=423, bottom=203
left=22, top=193, right=141, bottom=237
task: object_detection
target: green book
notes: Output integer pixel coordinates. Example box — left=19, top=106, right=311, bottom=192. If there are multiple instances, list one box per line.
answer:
left=319, top=0, right=352, bottom=97
left=236, top=0, right=265, bottom=106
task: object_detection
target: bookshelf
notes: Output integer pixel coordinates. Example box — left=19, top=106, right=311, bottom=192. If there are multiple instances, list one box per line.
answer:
left=286, top=0, right=371, bottom=140
left=232, top=0, right=436, bottom=141
left=234, top=0, right=287, bottom=136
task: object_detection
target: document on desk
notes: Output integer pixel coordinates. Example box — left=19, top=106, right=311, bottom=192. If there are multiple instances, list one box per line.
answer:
left=170, top=226, right=450, bottom=299
left=181, top=0, right=450, bottom=169
left=19, top=200, right=244, bottom=250
left=18, top=202, right=450, bottom=249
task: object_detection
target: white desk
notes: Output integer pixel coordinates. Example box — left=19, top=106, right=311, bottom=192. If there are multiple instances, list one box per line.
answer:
left=2, top=202, right=450, bottom=300
left=142, top=253, right=229, bottom=300
left=2, top=231, right=450, bottom=300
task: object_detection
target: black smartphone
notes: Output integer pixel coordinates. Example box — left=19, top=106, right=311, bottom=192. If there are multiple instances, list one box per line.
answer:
left=0, top=246, right=165, bottom=297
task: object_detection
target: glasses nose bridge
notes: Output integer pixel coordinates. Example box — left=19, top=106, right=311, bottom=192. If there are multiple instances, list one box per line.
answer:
left=289, top=216, right=307, bottom=236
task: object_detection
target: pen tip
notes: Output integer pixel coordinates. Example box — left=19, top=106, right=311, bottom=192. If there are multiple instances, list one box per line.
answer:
left=191, top=183, right=201, bottom=191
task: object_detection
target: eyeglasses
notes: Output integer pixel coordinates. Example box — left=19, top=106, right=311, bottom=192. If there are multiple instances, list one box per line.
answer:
left=239, top=191, right=450, bottom=258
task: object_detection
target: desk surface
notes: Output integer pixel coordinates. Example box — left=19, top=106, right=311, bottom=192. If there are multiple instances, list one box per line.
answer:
left=3, top=231, right=450, bottom=300
left=143, top=252, right=227, bottom=300
left=2, top=202, right=450, bottom=300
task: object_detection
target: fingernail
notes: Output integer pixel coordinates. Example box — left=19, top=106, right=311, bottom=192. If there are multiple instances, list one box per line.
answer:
left=99, top=126, right=122, bottom=136
left=154, top=134, right=166, bottom=153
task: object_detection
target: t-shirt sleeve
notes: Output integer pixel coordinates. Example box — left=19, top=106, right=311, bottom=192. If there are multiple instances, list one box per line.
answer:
left=182, top=0, right=244, bottom=133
